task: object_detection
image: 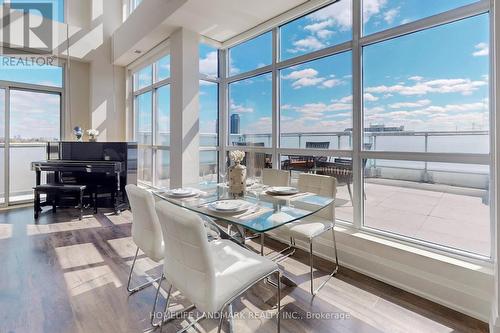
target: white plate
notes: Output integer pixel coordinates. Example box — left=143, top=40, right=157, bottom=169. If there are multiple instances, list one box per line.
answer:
left=207, top=200, right=249, bottom=214
left=266, top=186, right=299, bottom=195
left=164, top=188, right=197, bottom=198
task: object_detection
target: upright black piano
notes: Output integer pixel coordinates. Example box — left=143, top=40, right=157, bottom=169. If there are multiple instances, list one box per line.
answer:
left=31, top=142, right=137, bottom=213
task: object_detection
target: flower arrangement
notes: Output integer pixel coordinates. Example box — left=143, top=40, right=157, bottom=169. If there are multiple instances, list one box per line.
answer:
left=87, top=129, right=100, bottom=142
left=229, top=150, right=245, bottom=164
left=73, top=126, right=83, bottom=142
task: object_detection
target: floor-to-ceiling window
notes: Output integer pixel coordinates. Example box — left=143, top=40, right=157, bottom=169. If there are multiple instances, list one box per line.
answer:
left=133, top=55, right=171, bottom=188
left=0, top=55, right=63, bottom=206
left=361, top=9, right=490, bottom=257
left=223, top=0, right=492, bottom=258
left=199, top=43, right=219, bottom=182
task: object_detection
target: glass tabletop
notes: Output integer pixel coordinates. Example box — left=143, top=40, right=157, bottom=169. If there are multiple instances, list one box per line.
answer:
left=153, top=181, right=334, bottom=233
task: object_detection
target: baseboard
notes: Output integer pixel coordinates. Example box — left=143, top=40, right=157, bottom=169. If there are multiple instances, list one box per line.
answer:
left=268, top=227, right=493, bottom=322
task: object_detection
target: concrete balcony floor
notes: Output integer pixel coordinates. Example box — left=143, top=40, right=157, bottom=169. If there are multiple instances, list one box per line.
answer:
left=332, top=178, right=490, bottom=257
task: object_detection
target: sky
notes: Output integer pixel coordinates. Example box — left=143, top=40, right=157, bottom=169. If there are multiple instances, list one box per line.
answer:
left=0, top=0, right=489, bottom=149
left=226, top=0, right=489, bottom=151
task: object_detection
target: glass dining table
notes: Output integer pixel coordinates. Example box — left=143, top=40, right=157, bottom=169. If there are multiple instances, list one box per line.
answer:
left=153, top=181, right=334, bottom=286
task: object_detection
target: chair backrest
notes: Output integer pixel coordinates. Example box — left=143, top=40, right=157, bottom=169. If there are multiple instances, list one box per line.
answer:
left=262, top=169, right=290, bottom=187
left=155, top=201, right=216, bottom=313
left=298, top=173, right=336, bottom=221
left=125, top=185, right=164, bottom=262
left=306, top=141, right=330, bottom=149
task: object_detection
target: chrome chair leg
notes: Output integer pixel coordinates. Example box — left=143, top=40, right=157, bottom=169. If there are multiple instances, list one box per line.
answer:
left=228, top=303, right=234, bottom=333
left=309, top=227, right=339, bottom=296
left=152, top=278, right=197, bottom=330
left=151, top=274, right=172, bottom=327
left=276, top=270, right=281, bottom=333
left=268, top=237, right=296, bottom=262
left=127, top=246, right=163, bottom=294
left=177, top=313, right=206, bottom=333
left=217, top=270, right=281, bottom=333
left=217, top=305, right=226, bottom=333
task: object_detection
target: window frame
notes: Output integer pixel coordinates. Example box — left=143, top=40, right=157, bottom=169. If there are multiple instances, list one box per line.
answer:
left=0, top=61, right=65, bottom=207
left=132, top=55, right=172, bottom=188
left=220, top=0, right=494, bottom=261
left=199, top=41, right=221, bottom=181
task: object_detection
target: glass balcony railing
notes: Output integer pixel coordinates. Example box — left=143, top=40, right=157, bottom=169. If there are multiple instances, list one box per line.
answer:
left=7, top=143, right=47, bottom=203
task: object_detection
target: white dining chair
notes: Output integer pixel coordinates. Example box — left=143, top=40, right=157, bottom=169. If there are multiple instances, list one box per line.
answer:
left=154, top=200, right=282, bottom=332
left=278, top=173, right=339, bottom=296
left=125, top=184, right=165, bottom=294
left=262, top=169, right=290, bottom=187
left=257, top=169, right=292, bottom=255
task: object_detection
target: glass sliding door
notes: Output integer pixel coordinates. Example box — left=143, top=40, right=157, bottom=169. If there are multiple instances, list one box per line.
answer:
left=8, top=89, right=61, bottom=204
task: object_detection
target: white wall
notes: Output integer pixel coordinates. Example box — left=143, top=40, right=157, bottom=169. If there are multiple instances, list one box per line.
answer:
left=65, top=60, right=90, bottom=139
left=87, top=0, right=126, bottom=141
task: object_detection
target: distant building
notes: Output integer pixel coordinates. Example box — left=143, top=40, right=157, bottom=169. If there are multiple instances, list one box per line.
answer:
left=345, top=124, right=405, bottom=133
left=230, top=114, right=240, bottom=134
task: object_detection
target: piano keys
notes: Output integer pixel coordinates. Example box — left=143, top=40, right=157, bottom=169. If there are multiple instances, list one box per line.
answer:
left=31, top=142, right=137, bottom=214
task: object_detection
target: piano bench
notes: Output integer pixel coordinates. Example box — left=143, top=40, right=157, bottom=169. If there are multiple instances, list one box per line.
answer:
left=33, top=184, right=87, bottom=220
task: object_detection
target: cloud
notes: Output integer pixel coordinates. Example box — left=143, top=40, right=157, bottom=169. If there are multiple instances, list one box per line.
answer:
left=199, top=51, right=218, bottom=76
left=280, top=115, right=352, bottom=133
left=423, top=101, right=488, bottom=114
left=364, top=93, right=379, bottom=102
left=338, top=95, right=353, bottom=103
left=408, top=76, right=423, bottom=81
left=283, top=68, right=324, bottom=89
left=289, top=37, right=325, bottom=53
left=364, top=100, right=489, bottom=131
left=306, top=0, right=353, bottom=31
left=9, top=91, right=60, bottom=140
left=322, top=78, right=342, bottom=88
left=366, top=77, right=487, bottom=96
left=363, top=0, right=387, bottom=23
left=230, top=102, right=254, bottom=113
left=364, top=106, right=385, bottom=115
left=283, top=68, right=318, bottom=80
left=317, top=29, right=334, bottom=39
left=383, top=7, right=399, bottom=24
left=282, top=68, right=346, bottom=89
left=304, top=20, right=332, bottom=33
left=244, top=117, right=272, bottom=134
left=473, top=42, right=489, bottom=57
left=389, top=99, right=431, bottom=108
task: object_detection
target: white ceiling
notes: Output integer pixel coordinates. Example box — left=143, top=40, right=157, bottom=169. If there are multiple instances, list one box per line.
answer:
left=113, top=0, right=317, bottom=65
left=168, top=0, right=310, bottom=42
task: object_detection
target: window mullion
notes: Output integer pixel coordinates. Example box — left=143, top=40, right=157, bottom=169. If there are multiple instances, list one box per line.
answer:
left=272, top=27, right=279, bottom=169
left=352, top=0, right=362, bottom=230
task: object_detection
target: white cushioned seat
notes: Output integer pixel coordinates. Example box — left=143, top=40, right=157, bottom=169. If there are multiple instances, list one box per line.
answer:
left=211, top=239, right=278, bottom=313
left=281, top=215, right=333, bottom=240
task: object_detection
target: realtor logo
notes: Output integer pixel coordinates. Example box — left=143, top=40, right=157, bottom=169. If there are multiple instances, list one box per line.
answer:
left=2, top=2, right=53, bottom=54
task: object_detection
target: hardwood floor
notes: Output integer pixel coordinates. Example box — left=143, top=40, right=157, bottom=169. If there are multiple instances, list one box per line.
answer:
left=0, top=206, right=489, bottom=333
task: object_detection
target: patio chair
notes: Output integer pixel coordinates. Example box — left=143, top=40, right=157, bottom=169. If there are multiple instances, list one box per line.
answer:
left=282, top=141, right=330, bottom=173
